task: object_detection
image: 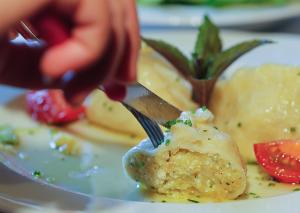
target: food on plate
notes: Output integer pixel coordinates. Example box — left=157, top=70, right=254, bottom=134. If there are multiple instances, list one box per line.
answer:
left=25, top=16, right=269, bottom=147
left=143, top=16, right=271, bottom=106
left=123, top=108, right=247, bottom=201
left=74, top=44, right=197, bottom=142
left=26, top=90, right=85, bottom=124
left=254, top=140, right=300, bottom=184
left=210, top=64, right=300, bottom=161
left=0, top=125, right=19, bottom=146
left=49, top=133, right=81, bottom=156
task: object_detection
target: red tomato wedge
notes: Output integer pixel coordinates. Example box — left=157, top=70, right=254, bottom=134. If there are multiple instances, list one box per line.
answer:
left=26, top=90, right=85, bottom=124
left=254, top=140, right=300, bottom=184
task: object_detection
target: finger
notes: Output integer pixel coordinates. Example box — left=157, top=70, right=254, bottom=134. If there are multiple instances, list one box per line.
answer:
left=115, top=0, right=140, bottom=84
left=0, top=0, right=50, bottom=33
left=41, top=0, right=111, bottom=77
left=102, top=0, right=127, bottom=83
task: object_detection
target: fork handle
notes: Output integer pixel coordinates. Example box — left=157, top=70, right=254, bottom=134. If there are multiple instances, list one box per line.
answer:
left=29, top=8, right=70, bottom=46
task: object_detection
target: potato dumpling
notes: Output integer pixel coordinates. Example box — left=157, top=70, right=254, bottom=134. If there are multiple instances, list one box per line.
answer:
left=84, top=45, right=197, bottom=138
left=210, top=64, right=300, bottom=162
left=123, top=108, right=246, bottom=201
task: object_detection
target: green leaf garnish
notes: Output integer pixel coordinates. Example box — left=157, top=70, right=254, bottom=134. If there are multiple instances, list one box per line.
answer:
left=142, top=38, right=195, bottom=77
left=206, top=40, right=273, bottom=78
left=193, top=15, right=222, bottom=78
left=143, top=16, right=272, bottom=106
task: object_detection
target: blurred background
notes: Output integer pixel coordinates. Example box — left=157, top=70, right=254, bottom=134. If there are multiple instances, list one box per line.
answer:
left=137, top=0, right=300, bottom=34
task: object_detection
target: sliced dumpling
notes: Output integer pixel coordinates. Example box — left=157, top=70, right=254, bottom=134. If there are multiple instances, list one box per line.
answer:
left=123, top=108, right=247, bottom=201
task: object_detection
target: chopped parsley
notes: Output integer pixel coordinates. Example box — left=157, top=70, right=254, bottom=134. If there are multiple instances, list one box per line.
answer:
left=130, top=158, right=145, bottom=169
left=247, top=161, right=258, bottom=165
left=165, top=139, right=171, bottom=146
left=249, top=192, right=261, bottom=198
left=187, top=199, right=199, bottom=203
left=290, top=127, right=296, bottom=133
left=165, top=119, right=192, bottom=129
left=0, top=125, right=19, bottom=146
left=293, top=188, right=300, bottom=192
left=165, top=119, right=177, bottom=128
left=237, top=122, right=242, bottom=128
left=32, top=170, right=42, bottom=178
left=200, top=106, right=207, bottom=111
left=108, top=106, right=113, bottom=112
left=268, top=182, right=276, bottom=187
left=184, top=119, right=192, bottom=127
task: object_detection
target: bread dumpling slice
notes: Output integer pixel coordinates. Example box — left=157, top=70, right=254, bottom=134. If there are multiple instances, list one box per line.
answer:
left=123, top=108, right=247, bottom=201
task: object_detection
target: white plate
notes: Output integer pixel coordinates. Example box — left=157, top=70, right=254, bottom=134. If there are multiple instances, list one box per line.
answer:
left=138, top=3, right=300, bottom=29
left=2, top=31, right=300, bottom=212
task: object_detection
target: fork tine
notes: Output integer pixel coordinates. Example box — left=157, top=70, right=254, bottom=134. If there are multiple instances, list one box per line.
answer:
left=123, top=103, right=164, bottom=148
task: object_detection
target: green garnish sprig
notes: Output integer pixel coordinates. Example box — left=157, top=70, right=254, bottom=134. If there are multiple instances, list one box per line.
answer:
left=143, top=16, right=272, bottom=106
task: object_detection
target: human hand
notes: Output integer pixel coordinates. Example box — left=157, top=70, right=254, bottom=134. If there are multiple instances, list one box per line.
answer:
left=0, top=0, right=140, bottom=102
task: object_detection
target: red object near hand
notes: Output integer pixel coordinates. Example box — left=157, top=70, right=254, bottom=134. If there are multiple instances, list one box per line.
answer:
left=26, top=90, right=85, bottom=124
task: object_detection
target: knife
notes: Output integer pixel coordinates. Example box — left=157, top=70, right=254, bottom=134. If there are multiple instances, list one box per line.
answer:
left=17, top=20, right=183, bottom=127
left=122, top=83, right=182, bottom=127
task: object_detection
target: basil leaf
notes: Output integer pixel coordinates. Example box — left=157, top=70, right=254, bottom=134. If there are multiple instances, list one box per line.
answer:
left=206, top=39, right=273, bottom=78
left=192, top=16, right=222, bottom=70
left=142, top=37, right=195, bottom=77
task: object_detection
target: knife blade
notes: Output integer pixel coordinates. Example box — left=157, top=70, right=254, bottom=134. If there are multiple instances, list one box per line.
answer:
left=122, top=83, right=182, bottom=127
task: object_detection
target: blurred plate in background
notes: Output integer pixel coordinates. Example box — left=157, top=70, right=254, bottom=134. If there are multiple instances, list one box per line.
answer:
left=138, top=2, right=300, bottom=30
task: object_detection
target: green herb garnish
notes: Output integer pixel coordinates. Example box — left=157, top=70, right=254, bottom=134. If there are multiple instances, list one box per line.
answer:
left=0, top=125, right=19, bottom=146
left=293, top=188, right=300, bottom=192
left=268, top=182, right=276, bottom=187
left=290, top=127, right=296, bottom=133
left=143, top=16, right=272, bottom=105
left=165, top=139, right=171, bottom=146
left=184, top=119, right=193, bottom=127
left=32, top=170, right=42, bottom=178
left=165, top=119, right=193, bottom=128
left=237, top=122, right=242, bottom=128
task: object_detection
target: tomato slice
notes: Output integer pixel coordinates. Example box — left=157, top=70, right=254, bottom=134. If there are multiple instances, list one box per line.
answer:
left=26, top=90, right=85, bottom=124
left=254, top=140, right=300, bottom=184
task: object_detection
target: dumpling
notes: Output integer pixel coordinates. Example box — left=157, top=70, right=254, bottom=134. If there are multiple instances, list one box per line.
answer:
left=123, top=108, right=247, bottom=201
left=70, top=45, right=197, bottom=145
left=210, top=64, right=300, bottom=161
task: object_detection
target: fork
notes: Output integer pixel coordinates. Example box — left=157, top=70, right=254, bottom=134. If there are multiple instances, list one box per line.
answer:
left=122, top=103, right=164, bottom=148
left=17, top=21, right=177, bottom=149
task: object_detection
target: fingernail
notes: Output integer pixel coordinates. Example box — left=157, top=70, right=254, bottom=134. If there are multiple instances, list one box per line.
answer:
left=102, top=83, right=127, bottom=101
